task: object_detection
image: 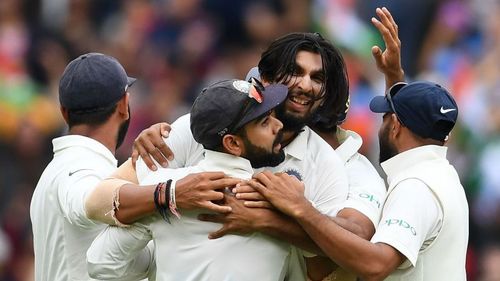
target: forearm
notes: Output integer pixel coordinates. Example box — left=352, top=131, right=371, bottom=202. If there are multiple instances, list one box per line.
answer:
left=294, top=203, right=394, bottom=281
left=85, top=178, right=156, bottom=225
left=115, top=184, right=156, bottom=224
left=257, top=211, right=323, bottom=255
left=384, top=69, right=405, bottom=90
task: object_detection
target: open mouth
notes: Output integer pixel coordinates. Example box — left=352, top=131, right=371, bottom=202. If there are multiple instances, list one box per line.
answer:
left=289, top=95, right=312, bottom=106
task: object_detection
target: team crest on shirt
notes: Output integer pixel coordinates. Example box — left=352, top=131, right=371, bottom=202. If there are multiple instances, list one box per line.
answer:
left=283, top=168, right=303, bottom=181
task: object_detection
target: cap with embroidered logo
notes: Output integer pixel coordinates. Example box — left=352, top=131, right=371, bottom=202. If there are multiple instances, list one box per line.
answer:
left=190, top=79, right=287, bottom=149
left=369, top=81, right=458, bottom=142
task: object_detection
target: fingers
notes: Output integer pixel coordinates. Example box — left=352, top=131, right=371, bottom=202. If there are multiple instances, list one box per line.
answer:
left=208, top=227, right=228, bottom=239
left=382, top=7, right=398, bottom=39
left=159, top=122, right=171, bottom=138
left=131, top=149, right=139, bottom=168
left=235, top=191, right=265, bottom=201
left=375, top=8, right=397, bottom=42
left=202, top=202, right=232, bottom=214
left=243, top=201, right=274, bottom=209
left=253, top=171, right=273, bottom=187
left=246, top=179, right=267, bottom=195
left=209, top=177, right=242, bottom=190
left=155, top=141, right=174, bottom=163
left=232, top=182, right=256, bottom=194
left=135, top=140, right=159, bottom=171
left=198, top=213, right=222, bottom=223
left=197, top=214, right=228, bottom=239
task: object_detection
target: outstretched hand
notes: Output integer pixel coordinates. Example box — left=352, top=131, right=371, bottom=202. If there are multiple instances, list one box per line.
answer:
left=131, top=122, right=173, bottom=171
left=371, top=7, right=405, bottom=87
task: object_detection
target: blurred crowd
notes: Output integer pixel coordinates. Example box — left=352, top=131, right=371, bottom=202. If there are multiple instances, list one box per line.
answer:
left=0, top=0, right=498, bottom=280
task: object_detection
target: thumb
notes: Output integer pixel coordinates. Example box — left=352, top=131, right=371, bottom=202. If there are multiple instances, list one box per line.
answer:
left=160, top=123, right=170, bottom=138
left=372, top=46, right=382, bottom=60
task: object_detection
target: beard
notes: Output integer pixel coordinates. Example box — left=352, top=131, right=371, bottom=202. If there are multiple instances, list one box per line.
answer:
left=116, top=106, right=131, bottom=150
left=243, top=130, right=285, bottom=169
left=378, top=124, right=398, bottom=163
left=275, top=102, right=312, bottom=133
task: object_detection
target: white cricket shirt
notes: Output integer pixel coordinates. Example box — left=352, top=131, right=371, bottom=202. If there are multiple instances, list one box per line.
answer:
left=88, top=151, right=292, bottom=281
left=141, top=114, right=349, bottom=217
left=372, top=145, right=468, bottom=280
left=30, top=135, right=117, bottom=281
left=335, top=128, right=386, bottom=227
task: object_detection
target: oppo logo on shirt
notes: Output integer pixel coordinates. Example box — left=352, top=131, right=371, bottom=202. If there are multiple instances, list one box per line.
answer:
left=384, top=219, right=417, bottom=236
left=358, top=193, right=381, bottom=209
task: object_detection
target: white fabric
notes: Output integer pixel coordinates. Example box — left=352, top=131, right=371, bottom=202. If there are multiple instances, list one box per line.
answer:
left=373, top=145, right=468, bottom=281
left=371, top=178, right=441, bottom=266
left=88, top=151, right=293, bottom=281
left=137, top=113, right=349, bottom=217
left=127, top=114, right=348, bottom=281
left=336, top=128, right=386, bottom=227
left=30, top=135, right=117, bottom=281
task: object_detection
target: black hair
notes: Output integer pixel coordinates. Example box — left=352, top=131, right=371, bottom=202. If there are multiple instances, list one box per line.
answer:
left=258, top=32, right=349, bottom=133
left=66, top=103, right=118, bottom=128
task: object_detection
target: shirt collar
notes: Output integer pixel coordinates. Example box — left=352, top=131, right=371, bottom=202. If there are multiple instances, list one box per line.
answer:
left=197, top=150, right=254, bottom=179
left=335, top=127, right=362, bottom=164
left=283, top=127, right=309, bottom=161
left=52, top=135, right=118, bottom=166
left=381, top=145, right=448, bottom=185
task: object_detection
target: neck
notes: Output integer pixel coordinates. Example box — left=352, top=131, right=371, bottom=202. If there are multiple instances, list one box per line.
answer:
left=281, top=130, right=301, bottom=147
left=314, top=129, right=340, bottom=149
left=68, top=123, right=118, bottom=155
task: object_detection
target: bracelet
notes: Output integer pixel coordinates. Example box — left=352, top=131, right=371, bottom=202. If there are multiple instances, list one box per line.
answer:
left=154, top=182, right=170, bottom=223
left=167, top=179, right=181, bottom=219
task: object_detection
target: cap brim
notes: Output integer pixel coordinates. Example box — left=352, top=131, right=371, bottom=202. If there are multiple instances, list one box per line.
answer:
left=369, top=96, right=392, bottom=113
left=245, top=67, right=260, bottom=82
left=127, top=77, right=137, bottom=87
left=236, top=83, right=288, bottom=128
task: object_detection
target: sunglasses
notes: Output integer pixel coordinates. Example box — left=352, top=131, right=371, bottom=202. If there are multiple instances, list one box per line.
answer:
left=226, top=78, right=265, bottom=134
left=386, top=82, right=406, bottom=125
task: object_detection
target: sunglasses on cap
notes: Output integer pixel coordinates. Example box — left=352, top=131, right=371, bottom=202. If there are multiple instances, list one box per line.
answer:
left=386, top=82, right=407, bottom=126
left=226, top=78, right=265, bottom=134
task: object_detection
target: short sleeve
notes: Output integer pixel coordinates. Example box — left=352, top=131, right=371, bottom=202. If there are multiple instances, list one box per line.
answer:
left=57, top=169, right=101, bottom=228
left=371, top=179, right=442, bottom=267
left=341, top=154, right=387, bottom=228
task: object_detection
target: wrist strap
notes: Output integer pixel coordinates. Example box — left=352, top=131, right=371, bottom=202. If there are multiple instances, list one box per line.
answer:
left=154, top=182, right=170, bottom=223
left=167, top=179, right=181, bottom=219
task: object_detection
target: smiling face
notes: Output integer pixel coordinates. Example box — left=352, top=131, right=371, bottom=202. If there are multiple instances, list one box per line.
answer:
left=273, top=51, right=326, bottom=132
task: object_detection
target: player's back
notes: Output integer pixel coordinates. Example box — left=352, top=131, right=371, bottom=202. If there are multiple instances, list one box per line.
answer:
left=30, top=135, right=117, bottom=281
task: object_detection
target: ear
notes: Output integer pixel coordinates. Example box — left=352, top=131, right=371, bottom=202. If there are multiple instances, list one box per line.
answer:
left=117, top=93, right=130, bottom=120
left=390, top=113, right=402, bottom=138
left=60, top=106, right=69, bottom=123
left=221, top=134, right=244, bottom=157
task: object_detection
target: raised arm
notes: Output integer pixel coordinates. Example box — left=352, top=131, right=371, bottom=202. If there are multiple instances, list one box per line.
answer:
left=371, top=7, right=405, bottom=89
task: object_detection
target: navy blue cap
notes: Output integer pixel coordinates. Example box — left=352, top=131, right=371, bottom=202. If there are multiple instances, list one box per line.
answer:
left=59, top=53, right=136, bottom=112
left=370, top=81, right=458, bottom=141
left=191, top=79, right=287, bottom=149
left=245, top=66, right=261, bottom=81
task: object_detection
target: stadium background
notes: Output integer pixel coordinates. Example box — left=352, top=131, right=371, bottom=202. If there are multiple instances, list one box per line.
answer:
left=0, top=0, right=499, bottom=280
